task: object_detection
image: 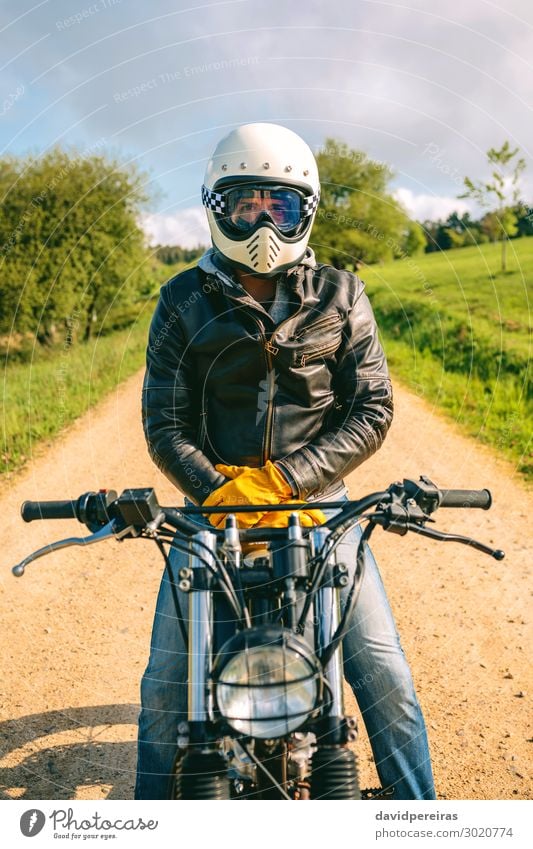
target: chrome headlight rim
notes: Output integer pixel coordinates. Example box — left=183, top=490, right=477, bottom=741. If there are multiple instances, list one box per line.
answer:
left=213, top=625, right=322, bottom=739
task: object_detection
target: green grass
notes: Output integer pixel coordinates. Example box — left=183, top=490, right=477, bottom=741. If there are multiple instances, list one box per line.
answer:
left=362, top=238, right=532, bottom=478
left=1, top=307, right=152, bottom=475
left=0, top=256, right=197, bottom=477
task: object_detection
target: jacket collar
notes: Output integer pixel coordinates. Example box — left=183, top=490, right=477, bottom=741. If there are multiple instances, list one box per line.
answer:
left=197, top=246, right=317, bottom=293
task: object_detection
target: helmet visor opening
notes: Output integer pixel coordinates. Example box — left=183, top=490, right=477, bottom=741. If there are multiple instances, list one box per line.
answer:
left=202, top=180, right=320, bottom=238
left=224, top=185, right=304, bottom=234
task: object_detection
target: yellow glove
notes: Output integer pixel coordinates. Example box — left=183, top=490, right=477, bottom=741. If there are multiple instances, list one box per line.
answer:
left=215, top=461, right=293, bottom=497
left=202, top=460, right=292, bottom=529
left=219, top=464, right=325, bottom=525
left=205, top=462, right=326, bottom=529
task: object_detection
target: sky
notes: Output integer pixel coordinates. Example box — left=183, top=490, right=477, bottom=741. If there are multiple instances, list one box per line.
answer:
left=1, top=0, right=531, bottom=247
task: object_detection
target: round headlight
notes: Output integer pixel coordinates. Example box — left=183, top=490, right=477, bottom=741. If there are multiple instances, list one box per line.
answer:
left=215, top=626, right=320, bottom=739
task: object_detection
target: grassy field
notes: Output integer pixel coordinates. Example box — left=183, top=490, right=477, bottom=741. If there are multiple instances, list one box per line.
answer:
left=0, top=256, right=194, bottom=477
left=1, top=243, right=531, bottom=480
left=1, top=307, right=153, bottom=475
left=362, top=237, right=532, bottom=478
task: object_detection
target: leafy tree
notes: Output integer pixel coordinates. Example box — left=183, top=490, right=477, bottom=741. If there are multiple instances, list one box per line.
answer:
left=402, top=221, right=426, bottom=256
left=311, top=139, right=425, bottom=267
left=451, top=211, right=486, bottom=247
left=155, top=244, right=204, bottom=265
left=514, top=203, right=533, bottom=237
left=459, top=141, right=526, bottom=272
left=422, top=211, right=489, bottom=252
left=0, top=147, right=152, bottom=345
left=445, top=211, right=481, bottom=243
left=479, top=211, right=503, bottom=243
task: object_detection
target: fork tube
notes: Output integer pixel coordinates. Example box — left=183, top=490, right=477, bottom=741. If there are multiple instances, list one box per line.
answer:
left=312, top=527, right=344, bottom=717
left=188, top=529, right=217, bottom=722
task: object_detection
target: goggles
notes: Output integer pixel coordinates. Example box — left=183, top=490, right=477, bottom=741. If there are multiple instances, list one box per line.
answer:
left=202, top=182, right=320, bottom=236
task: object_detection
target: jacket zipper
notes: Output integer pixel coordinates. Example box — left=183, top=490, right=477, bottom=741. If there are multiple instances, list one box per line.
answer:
left=214, top=276, right=304, bottom=465
left=294, top=312, right=342, bottom=338
left=262, top=338, right=276, bottom=464
left=197, top=398, right=208, bottom=450
left=298, top=340, right=341, bottom=367
left=260, top=293, right=305, bottom=463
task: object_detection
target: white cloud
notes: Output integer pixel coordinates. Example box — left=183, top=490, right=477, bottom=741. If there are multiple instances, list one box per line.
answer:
left=393, top=187, right=472, bottom=222
left=140, top=207, right=210, bottom=248
left=4, top=0, right=531, bottom=214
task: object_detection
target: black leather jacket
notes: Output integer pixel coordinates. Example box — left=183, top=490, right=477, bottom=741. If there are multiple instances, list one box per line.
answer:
left=142, top=260, right=393, bottom=505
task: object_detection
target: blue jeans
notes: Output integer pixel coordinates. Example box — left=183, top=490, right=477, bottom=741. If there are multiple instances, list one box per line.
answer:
left=134, top=492, right=436, bottom=800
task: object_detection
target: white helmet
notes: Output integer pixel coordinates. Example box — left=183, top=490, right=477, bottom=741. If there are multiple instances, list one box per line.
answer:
left=202, top=123, right=320, bottom=277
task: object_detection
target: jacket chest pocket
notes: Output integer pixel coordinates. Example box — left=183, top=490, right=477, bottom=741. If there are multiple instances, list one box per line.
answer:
left=287, top=313, right=343, bottom=368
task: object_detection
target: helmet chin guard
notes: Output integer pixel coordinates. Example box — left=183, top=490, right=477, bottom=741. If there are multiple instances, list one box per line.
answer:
left=206, top=213, right=311, bottom=277
left=202, top=123, right=320, bottom=276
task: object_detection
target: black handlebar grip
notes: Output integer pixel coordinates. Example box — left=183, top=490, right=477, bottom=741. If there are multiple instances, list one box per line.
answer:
left=439, top=489, right=492, bottom=510
left=21, top=499, right=79, bottom=522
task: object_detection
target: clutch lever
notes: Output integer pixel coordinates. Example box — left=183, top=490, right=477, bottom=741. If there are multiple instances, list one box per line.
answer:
left=11, top=519, right=131, bottom=577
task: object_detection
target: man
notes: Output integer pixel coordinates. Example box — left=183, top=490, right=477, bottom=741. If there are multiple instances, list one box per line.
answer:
left=136, top=122, right=436, bottom=800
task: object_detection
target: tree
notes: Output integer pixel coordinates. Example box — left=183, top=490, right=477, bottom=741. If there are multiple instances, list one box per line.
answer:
left=310, top=139, right=424, bottom=268
left=422, top=211, right=488, bottom=253
left=155, top=244, right=204, bottom=265
left=459, top=141, right=526, bottom=272
left=514, top=202, right=533, bottom=237
left=0, top=147, right=152, bottom=345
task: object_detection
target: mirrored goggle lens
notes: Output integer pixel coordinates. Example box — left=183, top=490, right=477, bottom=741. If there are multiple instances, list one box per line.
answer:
left=224, top=186, right=303, bottom=233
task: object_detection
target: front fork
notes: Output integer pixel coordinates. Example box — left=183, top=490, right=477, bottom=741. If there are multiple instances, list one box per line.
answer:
left=309, top=526, right=360, bottom=799
left=187, top=529, right=216, bottom=728
left=312, top=526, right=345, bottom=720
left=172, top=529, right=231, bottom=799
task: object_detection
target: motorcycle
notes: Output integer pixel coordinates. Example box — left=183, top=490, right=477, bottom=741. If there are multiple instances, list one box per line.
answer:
left=12, top=476, right=504, bottom=800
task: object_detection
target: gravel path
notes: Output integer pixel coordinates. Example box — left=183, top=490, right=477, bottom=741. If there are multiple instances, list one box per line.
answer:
left=0, top=370, right=530, bottom=800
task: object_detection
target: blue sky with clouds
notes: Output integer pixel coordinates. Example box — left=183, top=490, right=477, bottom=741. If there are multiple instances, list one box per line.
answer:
left=1, top=0, right=531, bottom=246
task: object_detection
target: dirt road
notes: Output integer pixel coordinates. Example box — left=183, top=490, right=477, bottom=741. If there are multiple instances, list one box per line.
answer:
left=0, top=370, right=531, bottom=800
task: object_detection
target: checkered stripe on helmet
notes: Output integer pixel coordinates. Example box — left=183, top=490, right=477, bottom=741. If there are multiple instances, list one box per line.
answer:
left=302, top=189, right=320, bottom=217
left=201, top=185, right=226, bottom=213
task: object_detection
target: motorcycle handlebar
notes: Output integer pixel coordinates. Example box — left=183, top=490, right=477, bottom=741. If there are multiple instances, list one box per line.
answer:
left=439, top=489, right=492, bottom=510
left=13, top=479, right=503, bottom=576
left=21, top=499, right=80, bottom=523
left=17, top=481, right=493, bottom=533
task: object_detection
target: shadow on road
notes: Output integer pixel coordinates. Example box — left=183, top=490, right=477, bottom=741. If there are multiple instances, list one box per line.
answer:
left=0, top=704, right=139, bottom=800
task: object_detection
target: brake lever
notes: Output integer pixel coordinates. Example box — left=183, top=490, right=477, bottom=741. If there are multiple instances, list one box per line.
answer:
left=11, top=519, right=129, bottom=577
left=389, top=520, right=505, bottom=560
